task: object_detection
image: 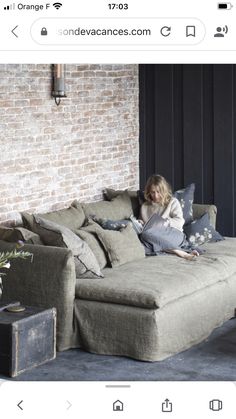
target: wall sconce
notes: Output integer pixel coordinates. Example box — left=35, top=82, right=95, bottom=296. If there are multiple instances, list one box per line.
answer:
left=52, top=64, right=67, bottom=106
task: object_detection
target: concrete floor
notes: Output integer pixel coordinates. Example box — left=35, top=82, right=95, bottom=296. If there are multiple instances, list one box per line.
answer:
left=1, top=317, right=236, bottom=381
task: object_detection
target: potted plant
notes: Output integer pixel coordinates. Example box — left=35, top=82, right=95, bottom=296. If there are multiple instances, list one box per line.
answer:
left=0, top=247, right=33, bottom=299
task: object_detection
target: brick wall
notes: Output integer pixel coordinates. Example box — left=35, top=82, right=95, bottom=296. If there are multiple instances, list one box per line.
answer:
left=0, top=64, right=139, bottom=225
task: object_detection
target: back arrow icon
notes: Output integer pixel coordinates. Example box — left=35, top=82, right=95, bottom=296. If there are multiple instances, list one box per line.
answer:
left=17, top=400, right=23, bottom=410
left=11, top=25, right=18, bottom=37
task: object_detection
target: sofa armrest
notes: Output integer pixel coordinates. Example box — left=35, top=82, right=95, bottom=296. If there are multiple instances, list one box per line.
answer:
left=0, top=240, right=76, bottom=351
left=192, top=204, right=217, bottom=229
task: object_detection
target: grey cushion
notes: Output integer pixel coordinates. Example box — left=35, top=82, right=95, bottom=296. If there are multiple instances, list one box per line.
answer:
left=192, top=204, right=217, bottom=229
left=21, top=204, right=85, bottom=235
left=86, top=219, right=145, bottom=267
left=173, top=183, right=195, bottom=224
left=105, top=188, right=140, bottom=217
left=184, top=213, right=224, bottom=246
left=33, top=215, right=103, bottom=279
left=0, top=226, right=43, bottom=245
left=75, top=192, right=133, bottom=221
left=76, top=228, right=107, bottom=270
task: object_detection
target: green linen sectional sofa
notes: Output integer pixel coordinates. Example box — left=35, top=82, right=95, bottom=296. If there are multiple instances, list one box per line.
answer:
left=0, top=190, right=236, bottom=362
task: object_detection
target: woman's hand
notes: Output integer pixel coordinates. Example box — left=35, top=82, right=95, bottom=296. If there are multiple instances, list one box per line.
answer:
left=163, top=218, right=170, bottom=227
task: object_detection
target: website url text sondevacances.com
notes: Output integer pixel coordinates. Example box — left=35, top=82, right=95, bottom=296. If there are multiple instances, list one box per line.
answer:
left=58, top=27, right=151, bottom=37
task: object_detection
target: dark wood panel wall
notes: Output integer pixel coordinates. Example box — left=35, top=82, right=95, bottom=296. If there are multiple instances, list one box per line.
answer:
left=139, top=64, right=236, bottom=236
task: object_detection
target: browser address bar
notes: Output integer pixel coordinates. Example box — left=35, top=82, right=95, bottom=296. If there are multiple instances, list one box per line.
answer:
left=31, top=18, right=206, bottom=46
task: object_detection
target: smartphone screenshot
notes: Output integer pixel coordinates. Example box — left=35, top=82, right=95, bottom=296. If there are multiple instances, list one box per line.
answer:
left=0, top=0, right=236, bottom=418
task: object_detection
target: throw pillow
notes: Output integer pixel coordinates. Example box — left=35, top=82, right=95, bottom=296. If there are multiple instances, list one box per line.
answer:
left=33, top=216, right=103, bottom=279
left=173, top=183, right=195, bottom=224
left=0, top=226, right=43, bottom=245
left=21, top=212, right=36, bottom=231
left=192, top=203, right=217, bottom=229
left=184, top=213, right=224, bottom=246
left=86, top=219, right=145, bottom=267
left=21, top=204, right=86, bottom=235
left=137, top=190, right=145, bottom=207
left=91, top=216, right=130, bottom=231
left=104, top=188, right=140, bottom=217
left=76, top=228, right=107, bottom=269
left=75, top=191, right=133, bottom=221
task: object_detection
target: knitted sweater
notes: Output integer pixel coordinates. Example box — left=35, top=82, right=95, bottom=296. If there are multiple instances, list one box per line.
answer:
left=140, top=197, right=184, bottom=231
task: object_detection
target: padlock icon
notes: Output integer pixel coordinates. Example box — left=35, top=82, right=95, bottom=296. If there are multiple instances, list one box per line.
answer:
left=41, top=27, right=47, bottom=36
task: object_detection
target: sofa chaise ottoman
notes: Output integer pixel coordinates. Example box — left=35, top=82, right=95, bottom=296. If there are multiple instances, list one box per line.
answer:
left=75, top=237, right=236, bottom=360
left=0, top=197, right=236, bottom=361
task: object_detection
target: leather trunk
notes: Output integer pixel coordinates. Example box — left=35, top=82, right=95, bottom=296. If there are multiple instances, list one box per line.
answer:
left=0, top=306, right=56, bottom=377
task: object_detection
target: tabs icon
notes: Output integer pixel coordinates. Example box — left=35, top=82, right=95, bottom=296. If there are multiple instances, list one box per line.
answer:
left=209, top=399, right=223, bottom=411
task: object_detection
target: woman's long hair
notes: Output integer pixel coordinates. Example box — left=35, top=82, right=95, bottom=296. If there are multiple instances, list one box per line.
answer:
left=144, top=174, right=172, bottom=206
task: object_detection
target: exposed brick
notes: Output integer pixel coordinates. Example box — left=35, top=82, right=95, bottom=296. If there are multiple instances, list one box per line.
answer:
left=0, top=64, right=139, bottom=224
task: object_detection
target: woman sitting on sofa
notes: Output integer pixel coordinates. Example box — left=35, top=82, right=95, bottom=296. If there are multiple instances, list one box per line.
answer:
left=139, top=174, right=199, bottom=260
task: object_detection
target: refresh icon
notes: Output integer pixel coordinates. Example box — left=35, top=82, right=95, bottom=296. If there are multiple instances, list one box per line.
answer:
left=160, top=26, right=171, bottom=36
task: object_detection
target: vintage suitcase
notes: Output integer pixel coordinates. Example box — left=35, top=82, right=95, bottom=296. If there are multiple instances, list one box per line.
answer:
left=0, top=305, right=56, bottom=377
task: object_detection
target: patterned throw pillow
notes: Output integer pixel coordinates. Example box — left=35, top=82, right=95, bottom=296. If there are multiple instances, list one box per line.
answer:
left=184, top=213, right=224, bottom=246
left=173, top=183, right=195, bottom=224
left=91, top=216, right=130, bottom=231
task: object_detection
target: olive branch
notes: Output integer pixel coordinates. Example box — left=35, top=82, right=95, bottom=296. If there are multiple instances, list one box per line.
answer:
left=0, top=249, right=33, bottom=271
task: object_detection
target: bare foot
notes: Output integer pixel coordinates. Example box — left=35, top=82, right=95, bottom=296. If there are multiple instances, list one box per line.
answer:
left=183, top=253, right=197, bottom=261
left=171, top=249, right=199, bottom=260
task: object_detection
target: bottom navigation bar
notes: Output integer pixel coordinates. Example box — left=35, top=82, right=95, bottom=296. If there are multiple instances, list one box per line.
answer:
left=0, top=381, right=235, bottom=419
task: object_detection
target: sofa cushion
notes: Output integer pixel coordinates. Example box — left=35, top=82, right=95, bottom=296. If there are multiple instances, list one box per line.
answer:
left=173, top=183, right=195, bottom=224
left=75, top=192, right=133, bottom=221
left=33, top=215, right=103, bottom=279
left=0, top=226, right=43, bottom=245
left=184, top=213, right=224, bottom=246
left=192, top=204, right=217, bottom=229
left=75, top=238, right=236, bottom=309
left=86, top=219, right=145, bottom=267
left=21, top=204, right=85, bottom=235
left=104, top=188, right=140, bottom=217
left=76, top=228, right=107, bottom=270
